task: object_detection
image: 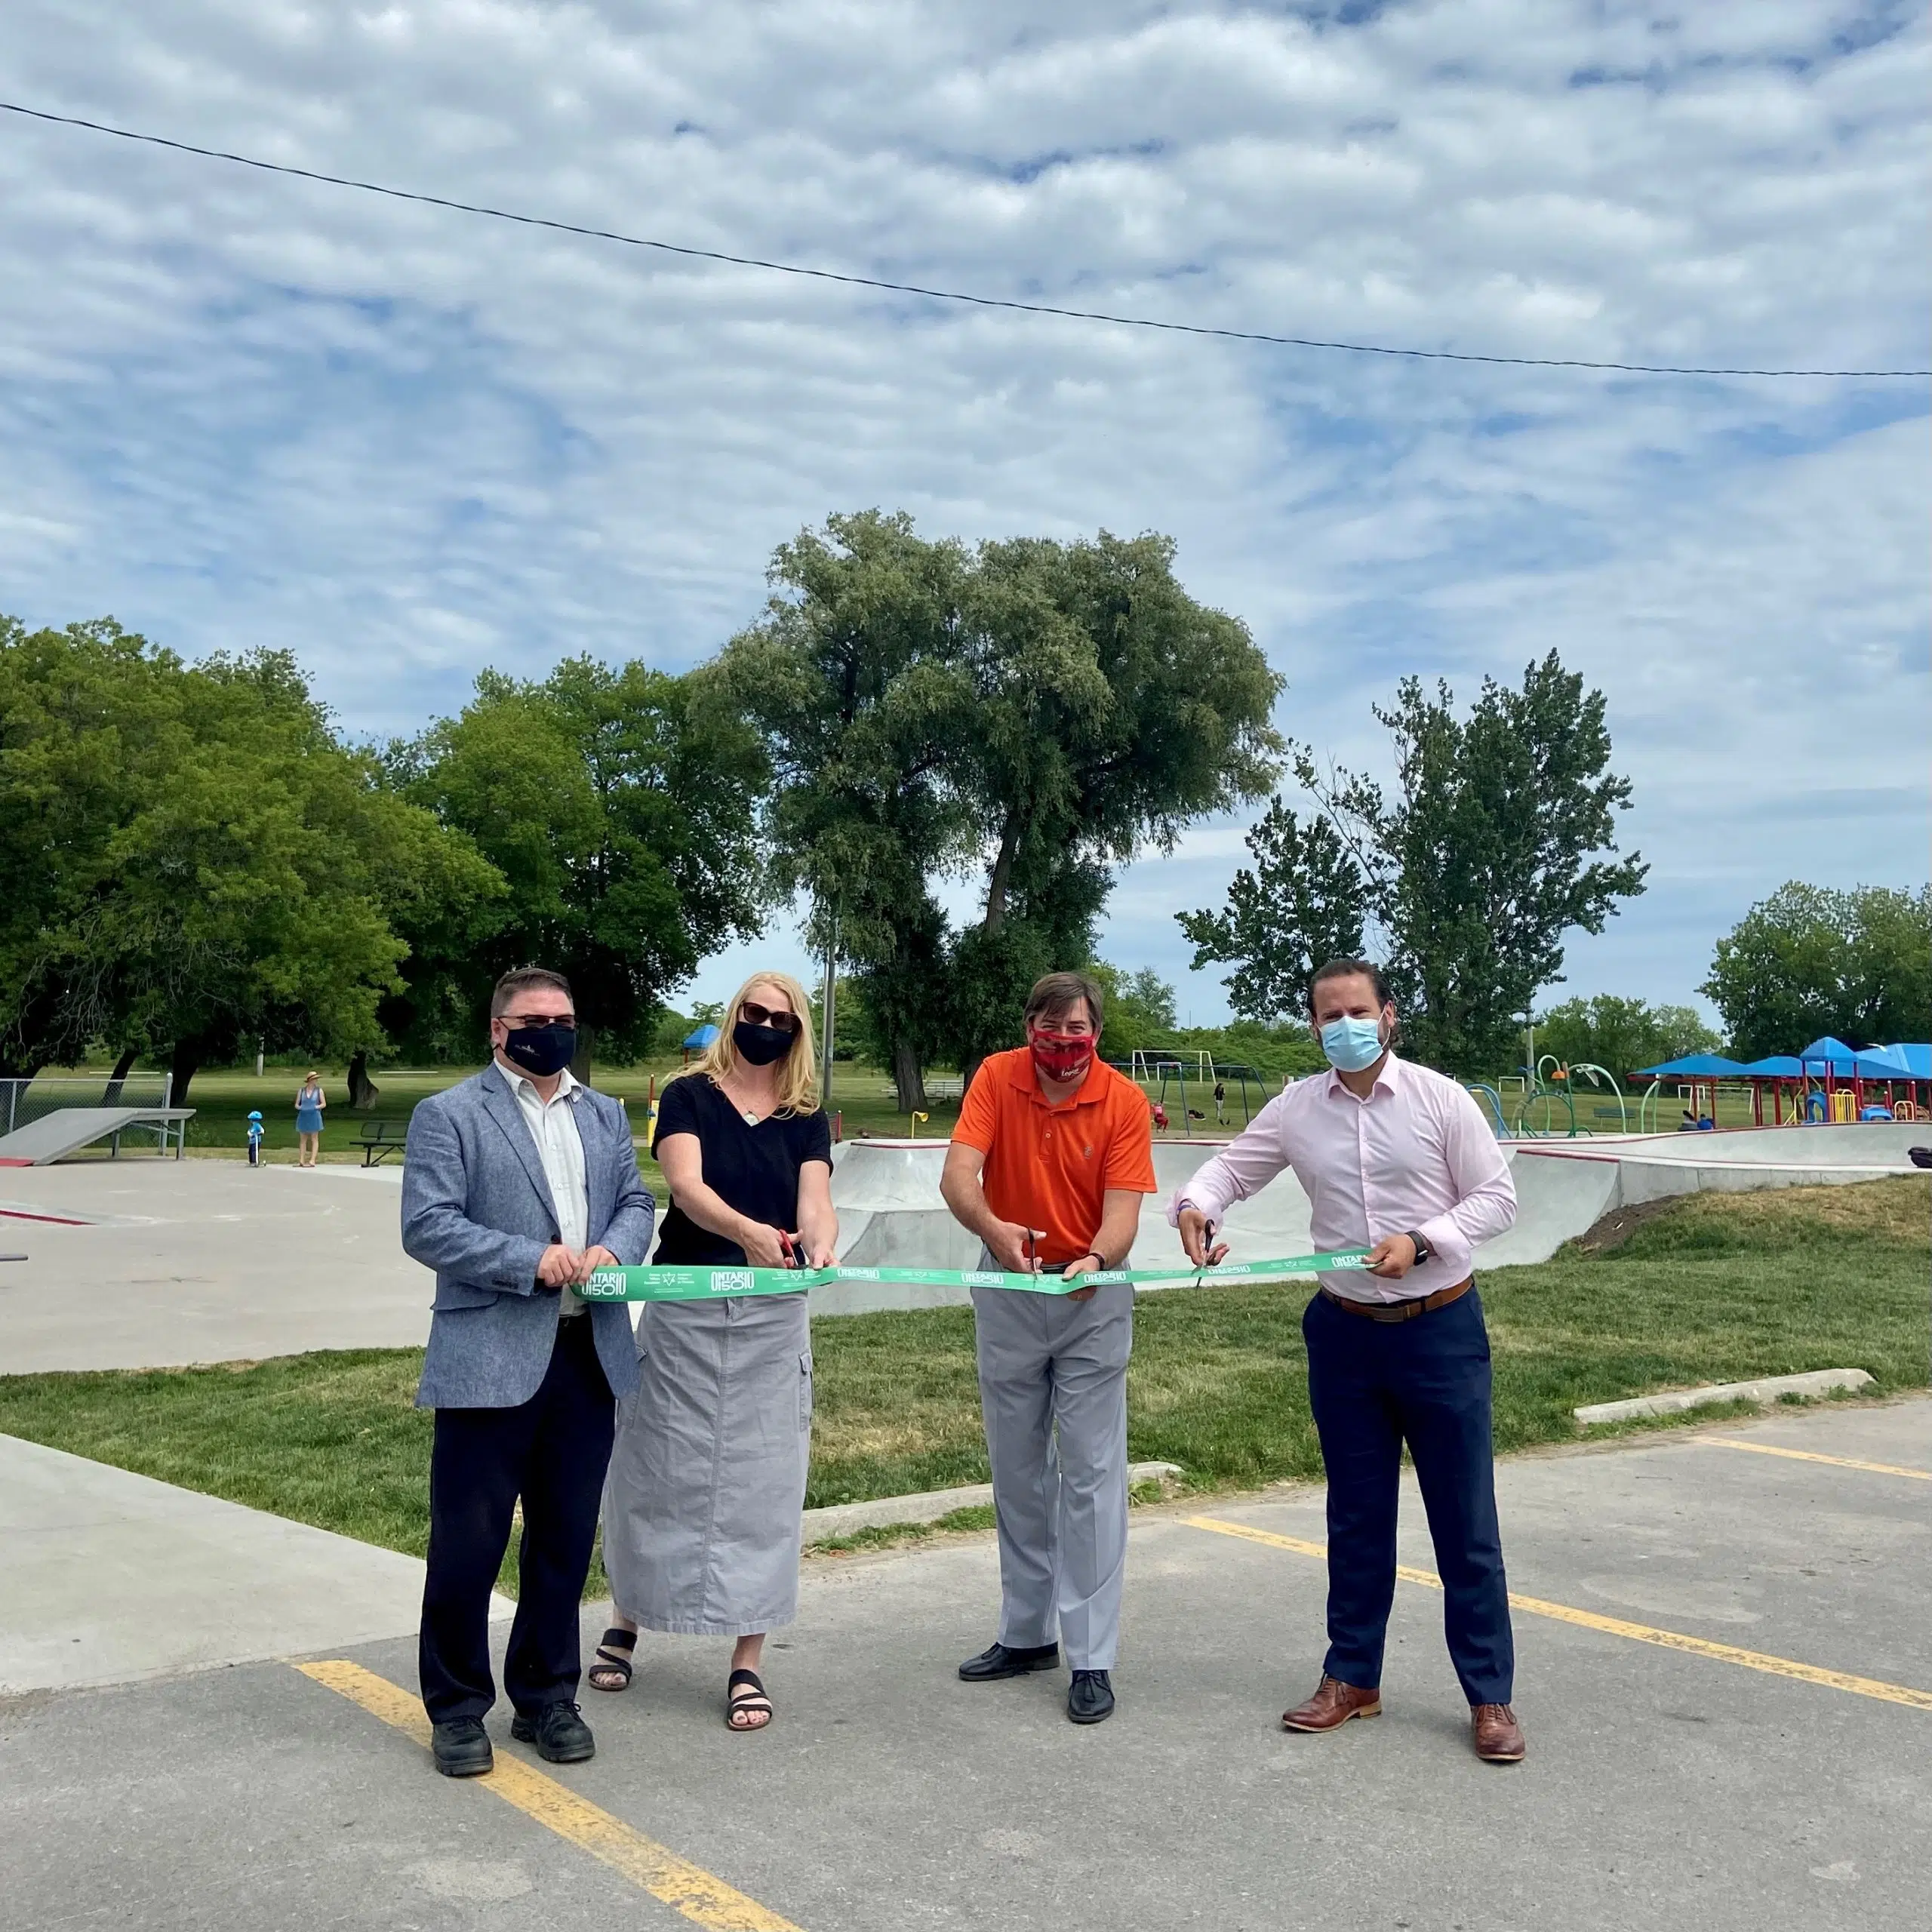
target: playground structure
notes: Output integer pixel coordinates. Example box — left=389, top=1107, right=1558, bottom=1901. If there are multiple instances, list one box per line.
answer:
left=1466, top=1057, right=1630, bottom=1139
left=1634, top=1037, right=1931, bottom=1134
left=1463, top=1035, right=1931, bottom=1141
left=1127, top=1048, right=1277, bottom=1135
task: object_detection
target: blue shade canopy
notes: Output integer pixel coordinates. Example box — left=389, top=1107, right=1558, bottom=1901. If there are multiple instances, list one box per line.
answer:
left=1634, top=1054, right=1751, bottom=1078
left=1794, top=1036, right=1925, bottom=1078
left=1728, top=1041, right=1929, bottom=1079
left=682, top=1023, right=721, bottom=1049
left=1795, top=1035, right=1860, bottom=1068
left=1863, top=1043, right=1932, bottom=1078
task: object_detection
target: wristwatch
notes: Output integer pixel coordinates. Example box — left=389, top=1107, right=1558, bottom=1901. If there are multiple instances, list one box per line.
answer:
left=1404, top=1230, right=1433, bottom=1265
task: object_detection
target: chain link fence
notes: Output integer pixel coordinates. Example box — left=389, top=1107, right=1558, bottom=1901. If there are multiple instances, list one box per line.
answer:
left=0, top=1073, right=174, bottom=1139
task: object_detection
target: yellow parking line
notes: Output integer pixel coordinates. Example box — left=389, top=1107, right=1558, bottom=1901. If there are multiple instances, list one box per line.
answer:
left=295, top=1660, right=805, bottom=1931
left=1699, top=1438, right=1931, bottom=1481
left=1182, top=1516, right=1932, bottom=1714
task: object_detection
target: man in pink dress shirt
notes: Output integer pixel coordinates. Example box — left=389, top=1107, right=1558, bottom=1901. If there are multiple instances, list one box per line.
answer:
left=1174, top=958, right=1527, bottom=1764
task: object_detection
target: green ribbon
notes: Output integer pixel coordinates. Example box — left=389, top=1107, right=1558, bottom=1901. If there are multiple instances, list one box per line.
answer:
left=578, top=1250, right=1373, bottom=1303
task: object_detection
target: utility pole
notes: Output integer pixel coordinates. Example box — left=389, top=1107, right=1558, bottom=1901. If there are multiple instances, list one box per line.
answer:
left=818, top=909, right=839, bottom=1107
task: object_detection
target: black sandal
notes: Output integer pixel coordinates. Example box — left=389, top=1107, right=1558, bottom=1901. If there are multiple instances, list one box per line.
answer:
left=588, top=1626, right=636, bottom=1693
left=725, top=1668, right=773, bottom=1731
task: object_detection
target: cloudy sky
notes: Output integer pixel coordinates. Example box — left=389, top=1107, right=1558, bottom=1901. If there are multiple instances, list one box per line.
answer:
left=2, top=1, right=1925, bottom=1025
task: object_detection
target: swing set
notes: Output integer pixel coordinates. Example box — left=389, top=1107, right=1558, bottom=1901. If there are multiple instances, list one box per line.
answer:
left=1131, top=1049, right=1276, bottom=1136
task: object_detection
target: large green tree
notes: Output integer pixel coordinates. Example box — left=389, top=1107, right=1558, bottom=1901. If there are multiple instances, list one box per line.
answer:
left=1531, top=995, right=1721, bottom=1078
left=0, top=616, right=500, bottom=1097
left=1702, top=882, right=1932, bottom=1060
left=389, top=655, right=767, bottom=1063
left=711, top=515, right=1284, bottom=1104
left=943, top=532, right=1283, bottom=1075
left=1182, top=654, right=1646, bottom=1075
left=1086, top=961, right=1179, bottom=1057
left=700, top=511, right=977, bottom=1109
left=1176, top=800, right=1367, bottom=1021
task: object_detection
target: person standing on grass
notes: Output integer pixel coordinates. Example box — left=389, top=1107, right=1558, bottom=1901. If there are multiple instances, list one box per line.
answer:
left=594, top=972, right=835, bottom=1734
left=294, top=1071, right=326, bottom=1168
left=401, top=965, right=654, bottom=1780
left=1172, top=958, right=1524, bottom=1764
left=940, top=970, right=1158, bottom=1727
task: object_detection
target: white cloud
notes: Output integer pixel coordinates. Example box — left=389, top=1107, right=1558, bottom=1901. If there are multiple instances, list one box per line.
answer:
left=0, top=0, right=1924, bottom=1023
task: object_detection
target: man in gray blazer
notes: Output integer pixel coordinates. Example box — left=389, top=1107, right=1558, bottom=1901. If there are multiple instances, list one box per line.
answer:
left=402, top=966, right=654, bottom=1777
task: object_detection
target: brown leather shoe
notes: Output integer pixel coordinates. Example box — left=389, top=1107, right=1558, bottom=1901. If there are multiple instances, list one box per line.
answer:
left=1471, top=1703, right=1525, bottom=1763
left=1281, top=1675, right=1382, bottom=1732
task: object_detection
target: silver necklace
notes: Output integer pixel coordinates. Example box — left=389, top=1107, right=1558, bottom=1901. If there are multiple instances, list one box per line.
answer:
left=715, top=1076, right=764, bottom=1125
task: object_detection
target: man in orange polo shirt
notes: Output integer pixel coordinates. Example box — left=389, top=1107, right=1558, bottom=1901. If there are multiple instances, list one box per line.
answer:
left=940, top=971, right=1157, bottom=1725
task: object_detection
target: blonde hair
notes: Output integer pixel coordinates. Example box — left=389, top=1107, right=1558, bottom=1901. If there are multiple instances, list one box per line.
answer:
left=680, top=971, right=820, bottom=1115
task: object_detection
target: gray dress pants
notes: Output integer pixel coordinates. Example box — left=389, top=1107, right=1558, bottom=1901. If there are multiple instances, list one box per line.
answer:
left=971, top=1256, right=1133, bottom=1671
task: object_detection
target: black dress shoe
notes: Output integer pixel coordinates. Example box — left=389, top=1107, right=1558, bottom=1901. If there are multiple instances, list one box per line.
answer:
left=510, top=1701, right=595, bottom=1763
left=430, top=1717, right=494, bottom=1778
left=958, top=1641, right=1060, bottom=1682
left=1067, top=1669, right=1115, bottom=1724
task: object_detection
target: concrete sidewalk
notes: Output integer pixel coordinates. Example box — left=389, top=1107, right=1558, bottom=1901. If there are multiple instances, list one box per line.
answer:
left=2, top=1397, right=1924, bottom=1930
left=0, top=1432, right=509, bottom=1695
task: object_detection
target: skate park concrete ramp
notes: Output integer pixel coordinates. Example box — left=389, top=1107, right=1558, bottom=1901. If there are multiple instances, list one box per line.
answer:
left=818, top=1138, right=980, bottom=1313
left=820, top=1122, right=1925, bottom=1306
left=0, top=1161, right=432, bottom=1374
left=1488, top=1123, right=1924, bottom=1264
left=0, top=1106, right=195, bottom=1164
left=11, top=1123, right=1917, bottom=1358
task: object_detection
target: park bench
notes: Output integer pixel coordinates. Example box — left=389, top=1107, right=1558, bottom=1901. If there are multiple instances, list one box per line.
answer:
left=358, top=1118, right=409, bottom=1168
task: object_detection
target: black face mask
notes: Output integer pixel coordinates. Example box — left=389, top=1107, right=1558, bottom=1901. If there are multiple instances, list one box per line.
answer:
left=502, top=1023, right=576, bottom=1078
left=733, top=1020, right=795, bottom=1067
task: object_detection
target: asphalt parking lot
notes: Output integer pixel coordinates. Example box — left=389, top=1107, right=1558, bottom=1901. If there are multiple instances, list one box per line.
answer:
left=2, top=1395, right=1926, bottom=1932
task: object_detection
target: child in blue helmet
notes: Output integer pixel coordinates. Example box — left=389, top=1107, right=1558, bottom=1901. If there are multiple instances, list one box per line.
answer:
left=247, top=1109, right=265, bottom=1167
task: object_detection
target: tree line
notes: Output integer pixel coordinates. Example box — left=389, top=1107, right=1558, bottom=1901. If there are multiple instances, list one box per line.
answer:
left=25, top=506, right=1847, bottom=1104
left=1, top=512, right=1284, bottom=1103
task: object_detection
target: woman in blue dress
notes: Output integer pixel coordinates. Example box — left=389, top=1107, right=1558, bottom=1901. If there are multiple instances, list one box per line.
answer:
left=294, top=1072, right=326, bottom=1168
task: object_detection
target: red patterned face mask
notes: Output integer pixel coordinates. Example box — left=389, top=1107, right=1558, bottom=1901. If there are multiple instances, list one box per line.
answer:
left=1029, top=1029, right=1096, bottom=1083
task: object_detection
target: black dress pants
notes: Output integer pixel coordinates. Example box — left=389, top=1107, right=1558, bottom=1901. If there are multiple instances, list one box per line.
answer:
left=419, top=1316, right=615, bottom=1723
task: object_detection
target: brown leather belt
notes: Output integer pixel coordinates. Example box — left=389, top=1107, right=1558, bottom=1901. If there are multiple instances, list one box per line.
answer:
left=1320, top=1277, right=1473, bottom=1324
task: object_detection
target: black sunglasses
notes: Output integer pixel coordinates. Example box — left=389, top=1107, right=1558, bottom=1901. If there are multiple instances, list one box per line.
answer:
left=740, top=999, right=801, bottom=1038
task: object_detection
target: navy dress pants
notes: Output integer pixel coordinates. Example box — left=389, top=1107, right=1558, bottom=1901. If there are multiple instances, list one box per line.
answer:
left=419, top=1317, right=615, bottom=1723
left=1302, top=1287, right=1515, bottom=1706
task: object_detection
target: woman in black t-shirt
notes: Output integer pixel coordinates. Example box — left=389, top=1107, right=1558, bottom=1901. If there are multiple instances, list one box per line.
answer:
left=595, top=972, right=835, bottom=1733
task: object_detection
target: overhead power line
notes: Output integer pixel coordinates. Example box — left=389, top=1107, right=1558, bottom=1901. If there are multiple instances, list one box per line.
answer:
left=4, top=99, right=1925, bottom=380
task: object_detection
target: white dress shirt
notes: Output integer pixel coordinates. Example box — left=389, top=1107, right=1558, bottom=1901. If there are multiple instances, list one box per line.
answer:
left=1169, top=1054, right=1516, bottom=1305
left=494, top=1060, right=590, bottom=1311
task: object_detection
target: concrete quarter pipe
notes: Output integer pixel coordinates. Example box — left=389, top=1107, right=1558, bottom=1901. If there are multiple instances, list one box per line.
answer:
left=818, top=1124, right=1921, bottom=1312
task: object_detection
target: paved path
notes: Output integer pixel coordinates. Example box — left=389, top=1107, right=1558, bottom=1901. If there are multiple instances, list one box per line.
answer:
left=0, top=1433, right=509, bottom=1695
left=2, top=1397, right=1924, bottom=1930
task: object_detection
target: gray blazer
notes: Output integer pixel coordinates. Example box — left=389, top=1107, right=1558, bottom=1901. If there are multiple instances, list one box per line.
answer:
left=402, top=1065, right=655, bottom=1409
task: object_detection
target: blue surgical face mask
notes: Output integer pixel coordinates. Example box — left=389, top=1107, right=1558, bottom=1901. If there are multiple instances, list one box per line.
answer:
left=1319, top=1015, right=1387, bottom=1073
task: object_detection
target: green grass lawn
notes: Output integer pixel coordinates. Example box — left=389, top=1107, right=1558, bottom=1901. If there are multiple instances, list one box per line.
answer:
left=1, top=1179, right=1923, bottom=1596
